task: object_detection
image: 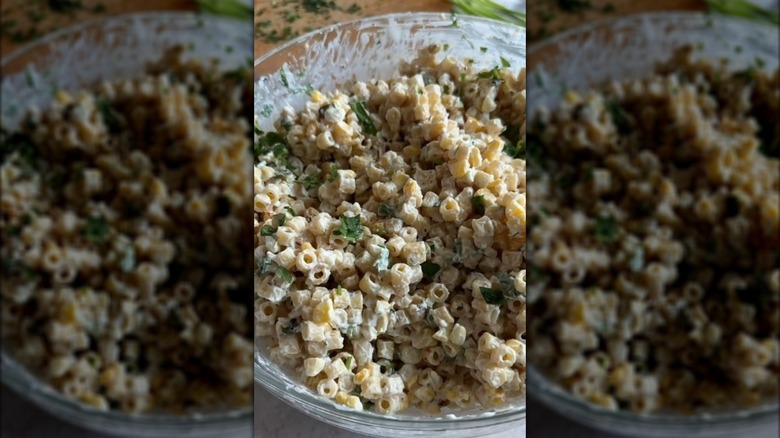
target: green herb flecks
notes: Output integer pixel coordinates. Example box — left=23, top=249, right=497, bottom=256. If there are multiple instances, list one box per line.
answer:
left=378, top=203, right=396, bottom=218
left=335, top=215, right=363, bottom=244
left=299, top=171, right=323, bottom=190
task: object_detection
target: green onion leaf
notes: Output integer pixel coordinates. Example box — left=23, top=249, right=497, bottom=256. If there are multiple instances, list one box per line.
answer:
left=480, top=287, right=506, bottom=305
left=276, top=266, right=293, bottom=283
left=349, top=101, right=378, bottom=135
left=421, top=261, right=441, bottom=280
left=471, top=195, right=486, bottom=215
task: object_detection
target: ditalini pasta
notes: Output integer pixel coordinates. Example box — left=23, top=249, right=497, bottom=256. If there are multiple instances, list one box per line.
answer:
left=528, top=47, right=779, bottom=413
left=0, top=47, right=254, bottom=413
left=254, top=46, right=526, bottom=414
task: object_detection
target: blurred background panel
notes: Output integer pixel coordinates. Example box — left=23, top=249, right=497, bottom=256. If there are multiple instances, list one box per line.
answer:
left=525, top=1, right=779, bottom=438
left=2, top=1, right=253, bottom=437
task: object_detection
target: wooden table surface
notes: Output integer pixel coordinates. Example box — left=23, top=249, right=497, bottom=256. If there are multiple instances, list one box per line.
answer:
left=0, top=0, right=195, bottom=56
left=253, top=0, right=451, bottom=59
left=527, top=0, right=706, bottom=44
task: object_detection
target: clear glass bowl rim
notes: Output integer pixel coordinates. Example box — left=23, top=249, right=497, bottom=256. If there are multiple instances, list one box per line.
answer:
left=253, top=11, right=526, bottom=432
left=0, top=11, right=252, bottom=431
left=527, top=10, right=779, bottom=433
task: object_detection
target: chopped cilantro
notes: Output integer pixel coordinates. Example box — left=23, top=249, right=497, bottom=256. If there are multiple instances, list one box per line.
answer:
left=299, top=171, right=323, bottom=189
left=335, top=215, right=363, bottom=244
left=477, top=66, right=502, bottom=82
left=260, top=225, right=277, bottom=236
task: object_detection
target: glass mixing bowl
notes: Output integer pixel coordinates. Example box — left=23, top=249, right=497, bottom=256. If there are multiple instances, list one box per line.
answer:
left=253, top=12, right=525, bottom=438
left=526, top=12, right=779, bottom=438
left=1, top=12, right=252, bottom=438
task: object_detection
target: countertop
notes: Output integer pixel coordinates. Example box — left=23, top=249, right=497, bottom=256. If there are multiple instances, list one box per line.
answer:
left=253, top=384, right=521, bottom=438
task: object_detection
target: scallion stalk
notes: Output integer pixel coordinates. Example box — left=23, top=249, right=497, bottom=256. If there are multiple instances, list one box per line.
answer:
left=449, top=0, right=526, bottom=27
left=705, top=0, right=779, bottom=25
left=196, top=0, right=253, bottom=19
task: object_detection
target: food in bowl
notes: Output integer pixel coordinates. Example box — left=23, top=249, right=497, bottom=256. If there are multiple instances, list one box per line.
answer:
left=0, top=47, right=254, bottom=413
left=254, top=45, right=526, bottom=414
left=527, top=46, right=779, bottom=413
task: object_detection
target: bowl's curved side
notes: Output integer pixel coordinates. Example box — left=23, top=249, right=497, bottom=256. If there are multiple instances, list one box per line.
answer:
left=1, top=12, right=252, bottom=127
left=0, top=12, right=253, bottom=438
left=253, top=13, right=525, bottom=130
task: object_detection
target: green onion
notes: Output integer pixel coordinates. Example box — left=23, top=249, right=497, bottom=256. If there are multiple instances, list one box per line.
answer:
left=84, top=216, right=109, bottom=244
left=449, top=0, right=526, bottom=27
left=276, top=266, right=293, bottom=283
left=480, top=287, right=506, bottom=305
left=471, top=195, right=486, bottom=215
left=378, top=203, right=396, bottom=218
left=195, top=0, right=253, bottom=19
left=421, top=261, right=442, bottom=280
left=349, top=101, right=377, bottom=136
left=705, top=0, right=779, bottom=25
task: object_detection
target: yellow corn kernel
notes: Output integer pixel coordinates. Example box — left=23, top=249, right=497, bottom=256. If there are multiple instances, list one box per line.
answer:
left=484, top=139, right=503, bottom=161
left=354, top=368, right=370, bottom=385
left=344, top=395, right=362, bottom=409
left=569, top=301, right=587, bottom=325
left=588, top=392, right=617, bottom=410
left=55, top=90, right=71, bottom=104
left=450, top=159, right=469, bottom=178
left=310, top=90, right=325, bottom=104
left=335, top=391, right=349, bottom=405
left=59, top=302, right=77, bottom=324
left=79, top=392, right=109, bottom=410
left=312, top=300, right=333, bottom=324
left=564, top=90, right=580, bottom=104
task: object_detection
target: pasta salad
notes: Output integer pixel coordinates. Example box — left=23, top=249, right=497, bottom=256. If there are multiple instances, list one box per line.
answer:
left=254, top=46, right=526, bottom=414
